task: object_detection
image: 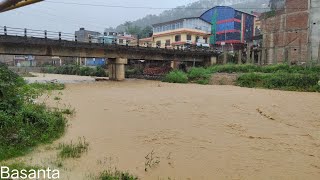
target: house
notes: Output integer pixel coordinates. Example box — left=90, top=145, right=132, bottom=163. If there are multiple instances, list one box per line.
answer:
left=75, top=28, right=101, bottom=43
left=152, top=17, right=211, bottom=49
left=116, top=33, right=136, bottom=45
left=200, top=6, right=255, bottom=45
left=139, top=37, right=153, bottom=47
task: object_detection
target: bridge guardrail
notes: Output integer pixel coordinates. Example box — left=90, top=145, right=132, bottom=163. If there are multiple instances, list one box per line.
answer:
left=0, top=26, right=75, bottom=41
left=0, top=25, right=221, bottom=54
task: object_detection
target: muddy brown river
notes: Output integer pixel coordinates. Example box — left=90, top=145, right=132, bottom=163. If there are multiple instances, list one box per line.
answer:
left=16, top=77, right=320, bottom=180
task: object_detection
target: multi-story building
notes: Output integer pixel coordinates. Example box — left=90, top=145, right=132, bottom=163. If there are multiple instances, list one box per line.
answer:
left=200, top=6, right=255, bottom=45
left=75, top=28, right=101, bottom=43
left=151, top=17, right=211, bottom=49
left=260, top=0, right=320, bottom=64
left=116, top=33, right=136, bottom=45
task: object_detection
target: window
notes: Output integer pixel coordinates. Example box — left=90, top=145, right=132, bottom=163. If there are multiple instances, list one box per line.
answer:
left=165, top=40, right=171, bottom=46
left=175, top=35, right=181, bottom=42
left=119, top=39, right=124, bottom=44
left=187, top=34, right=192, bottom=41
left=196, top=36, right=200, bottom=43
left=156, top=41, right=161, bottom=47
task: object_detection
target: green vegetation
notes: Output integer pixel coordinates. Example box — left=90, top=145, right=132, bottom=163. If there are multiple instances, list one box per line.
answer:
left=43, top=65, right=107, bottom=77
left=58, top=137, right=89, bottom=159
left=28, top=82, right=65, bottom=91
left=237, top=73, right=320, bottom=92
left=2, top=162, right=42, bottom=172
left=0, top=64, right=68, bottom=161
left=163, top=64, right=320, bottom=92
left=187, top=67, right=211, bottom=85
left=163, top=70, right=188, bottom=83
left=98, top=169, right=138, bottom=180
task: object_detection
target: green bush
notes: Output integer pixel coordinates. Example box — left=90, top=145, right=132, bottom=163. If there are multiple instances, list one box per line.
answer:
left=237, top=73, right=320, bottom=92
left=187, top=67, right=211, bottom=80
left=96, top=66, right=107, bottom=77
left=208, top=64, right=320, bottom=75
left=163, top=70, right=188, bottom=83
left=125, top=68, right=143, bottom=77
left=208, top=64, right=258, bottom=73
left=0, top=64, right=67, bottom=161
left=99, top=169, right=138, bottom=180
left=42, top=65, right=107, bottom=77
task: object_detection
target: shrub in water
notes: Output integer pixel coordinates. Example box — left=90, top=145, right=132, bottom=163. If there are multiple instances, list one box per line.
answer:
left=163, top=70, right=188, bottom=83
left=0, top=65, right=67, bottom=161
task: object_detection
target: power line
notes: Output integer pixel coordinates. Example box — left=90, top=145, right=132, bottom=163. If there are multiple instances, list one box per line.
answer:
left=44, top=1, right=320, bottom=10
left=43, top=1, right=269, bottom=10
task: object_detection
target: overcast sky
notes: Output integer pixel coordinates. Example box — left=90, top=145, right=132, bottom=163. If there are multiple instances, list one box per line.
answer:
left=0, top=0, right=199, bottom=33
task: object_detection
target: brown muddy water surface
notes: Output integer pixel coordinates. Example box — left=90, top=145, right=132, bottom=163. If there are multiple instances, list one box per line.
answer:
left=18, top=78, right=320, bottom=180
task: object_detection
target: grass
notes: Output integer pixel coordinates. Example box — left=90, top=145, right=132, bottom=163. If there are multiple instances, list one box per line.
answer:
left=1, top=162, right=42, bottom=172
left=59, top=108, right=75, bottom=115
left=43, top=65, right=107, bottom=77
left=237, top=72, right=320, bottom=92
left=28, top=82, right=65, bottom=91
left=58, top=137, right=89, bottom=159
left=98, top=169, right=138, bottom=180
left=161, top=64, right=320, bottom=92
left=162, top=70, right=188, bottom=83
left=0, top=64, right=69, bottom=161
left=187, top=67, right=211, bottom=85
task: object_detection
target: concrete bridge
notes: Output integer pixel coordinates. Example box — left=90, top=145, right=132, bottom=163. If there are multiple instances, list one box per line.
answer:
left=0, top=35, right=218, bottom=80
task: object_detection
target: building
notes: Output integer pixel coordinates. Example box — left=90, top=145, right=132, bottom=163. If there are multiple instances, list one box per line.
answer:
left=14, top=55, right=36, bottom=67
left=84, top=58, right=106, bottom=66
left=75, top=28, right=101, bottom=43
left=139, top=37, right=153, bottom=47
left=200, top=6, right=255, bottom=45
left=116, top=33, right=136, bottom=45
left=152, top=17, right=211, bottom=49
left=260, top=0, right=320, bottom=64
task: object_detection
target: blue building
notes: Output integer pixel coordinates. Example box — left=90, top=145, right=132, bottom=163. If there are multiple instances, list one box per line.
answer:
left=200, top=6, right=255, bottom=45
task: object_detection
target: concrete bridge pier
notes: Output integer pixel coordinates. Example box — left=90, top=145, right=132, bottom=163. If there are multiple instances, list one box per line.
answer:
left=108, top=58, right=128, bottom=81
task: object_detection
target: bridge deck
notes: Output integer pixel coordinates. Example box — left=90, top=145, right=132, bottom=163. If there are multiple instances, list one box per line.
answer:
left=0, top=35, right=218, bottom=62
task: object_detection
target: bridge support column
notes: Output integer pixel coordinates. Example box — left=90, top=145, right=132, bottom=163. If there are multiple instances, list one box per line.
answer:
left=170, top=61, right=180, bottom=69
left=108, top=58, right=127, bottom=81
left=210, top=56, right=217, bottom=66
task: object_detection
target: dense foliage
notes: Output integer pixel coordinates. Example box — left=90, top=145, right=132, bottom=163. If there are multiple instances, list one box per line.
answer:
left=163, top=70, right=189, bottom=83
left=0, top=64, right=67, bottom=161
left=163, top=64, right=320, bottom=92
left=237, top=73, right=320, bottom=92
left=43, top=65, right=107, bottom=77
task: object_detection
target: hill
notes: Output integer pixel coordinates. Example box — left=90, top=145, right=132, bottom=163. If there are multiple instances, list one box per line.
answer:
left=109, top=0, right=269, bottom=34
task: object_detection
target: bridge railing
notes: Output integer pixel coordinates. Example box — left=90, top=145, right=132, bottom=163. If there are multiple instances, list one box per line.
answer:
left=0, top=26, right=75, bottom=41
left=0, top=25, right=219, bottom=54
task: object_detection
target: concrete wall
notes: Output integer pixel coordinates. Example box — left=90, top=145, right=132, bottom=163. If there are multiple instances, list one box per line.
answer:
left=0, top=55, right=14, bottom=65
left=310, top=0, right=320, bottom=61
